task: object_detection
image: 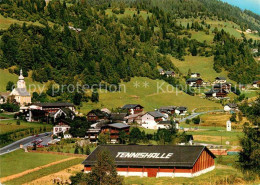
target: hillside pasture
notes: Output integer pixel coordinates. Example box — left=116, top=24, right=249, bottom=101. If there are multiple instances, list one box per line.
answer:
left=170, top=55, right=236, bottom=83
left=79, top=77, right=221, bottom=113
left=0, top=69, right=44, bottom=92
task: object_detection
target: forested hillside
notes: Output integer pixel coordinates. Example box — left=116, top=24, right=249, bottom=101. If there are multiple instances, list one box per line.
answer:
left=0, top=0, right=259, bottom=88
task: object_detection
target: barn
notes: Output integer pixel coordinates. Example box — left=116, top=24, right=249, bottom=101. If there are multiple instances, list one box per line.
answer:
left=82, top=145, right=216, bottom=178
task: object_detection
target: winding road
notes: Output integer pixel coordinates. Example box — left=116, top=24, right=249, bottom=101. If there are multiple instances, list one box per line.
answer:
left=0, top=132, right=52, bottom=155
left=179, top=109, right=223, bottom=122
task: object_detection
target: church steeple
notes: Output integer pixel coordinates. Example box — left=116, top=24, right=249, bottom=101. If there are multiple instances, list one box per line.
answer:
left=17, top=69, right=26, bottom=88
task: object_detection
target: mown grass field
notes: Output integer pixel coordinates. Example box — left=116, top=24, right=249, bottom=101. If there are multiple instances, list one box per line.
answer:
left=0, top=119, right=52, bottom=134
left=4, top=157, right=83, bottom=185
left=199, top=112, right=249, bottom=127
left=0, top=149, right=70, bottom=178
left=79, top=77, right=221, bottom=114
left=0, top=69, right=44, bottom=92
left=170, top=55, right=236, bottom=83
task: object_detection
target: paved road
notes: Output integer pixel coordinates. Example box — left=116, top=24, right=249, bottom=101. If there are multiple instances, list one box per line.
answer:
left=0, top=132, right=52, bottom=155
left=179, top=110, right=223, bottom=122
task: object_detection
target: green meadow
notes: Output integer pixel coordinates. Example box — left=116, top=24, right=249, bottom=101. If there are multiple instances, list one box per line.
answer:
left=0, top=69, right=45, bottom=92
left=0, top=149, right=70, bottom=178
left=79, top=77, right=221, bottom=114
left=0, top=119, right=52, bottom=134
left=170, top=55, right=236, bottom=83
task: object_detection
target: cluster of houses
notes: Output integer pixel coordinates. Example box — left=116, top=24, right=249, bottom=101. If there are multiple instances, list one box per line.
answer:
left=185, top=74, right=232, bottom=99
left=158, top=69, right=175, bottom=77
left=83, top=104, right=187, bottom=143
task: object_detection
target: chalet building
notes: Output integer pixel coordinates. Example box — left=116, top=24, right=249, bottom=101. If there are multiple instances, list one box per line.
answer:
left=122, top=104, right=144, bottom=115
left=190, top=73, right=200, bottom=78
left=186, top=78, right=203, bottom=87
left=87, top=109, right=109, bottom=122
left=100, top=123, right=130, bottom=143
left=213, top=83, right=231, bottom=92
left=175, top=107, right=187, bottom=115
left=165, top=71, right=175, bottom=78
left=85, top=121, right=109, bottom=142
left=9, top=69, right=31, bottom=105
left=158, top=69, right=165, bottom=75
left=158, top=106, right=177, bottom=115
left=141, top=111, right=167, bottom=129
left=29, top=102, right=75, bottom=113
left=51, top=107, right=75, bottom=122
left=83, top=145, right=216, bottom=178
left=24, top=103, right=75, bottom=122
left=101, top=108, right=111, bottom=114
left=126, top=113, right=143, bottom=124
left=224, top=103, right=238, bottom=112
left=252, top=80, right=260, bottom=88
left=53, top=120, right=71, bottom=136
left=214, top=77, right=226, bottom=84
left=110, top=113, right=128, bottom=123
left=205, top=89, right=228, bottom=98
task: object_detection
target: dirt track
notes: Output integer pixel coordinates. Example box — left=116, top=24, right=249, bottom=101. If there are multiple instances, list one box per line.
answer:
left=23, top=164, right=82, bottom=185
left=0, top=157, right=76, bottom=183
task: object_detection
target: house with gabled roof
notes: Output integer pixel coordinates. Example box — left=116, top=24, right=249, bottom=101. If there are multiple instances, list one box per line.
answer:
left=175, top=107, right=187, bottom=115
left=122, top=104, right=144, bottom=115
left=87, top=109, right=110, bottom=122
left=214, top=77, right=226, bottom=84
left=83, top=145, right=216, bottom=177
left=190, top=73, right=200, bottom=78
left=141, top=111, right=167, bottom=129
left=224, top=103, right=238, bottom=112
left=100, top=123, right=130, bottom=143
left=186, top=78, right=203, bottom=87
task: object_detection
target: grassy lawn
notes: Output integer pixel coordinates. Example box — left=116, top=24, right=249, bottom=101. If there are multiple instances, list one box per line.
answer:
left=170, top=55, right=236, bottom=83
left=0, top=149, right=70, bottom=178
left=185, top=129, right=243, bottom=146
left=4, top=157, right=83, bottom=185
left=0, top=119, right=52, bottom=134
left=0, top=69, right=45, bottom=92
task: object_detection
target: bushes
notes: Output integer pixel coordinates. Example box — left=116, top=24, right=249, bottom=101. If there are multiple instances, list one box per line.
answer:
left=0, top=103, right=20, bottom=112
left=192, top=116, right=200, bottom=124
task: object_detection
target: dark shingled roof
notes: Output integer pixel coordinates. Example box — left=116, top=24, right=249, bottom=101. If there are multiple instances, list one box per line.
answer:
left=215, top=77, right=226, bottom=80
left=186, top=78, right=202, bottom=82
left=122, top=104, right=143, bottom=109
left=82, top=145, right=216, bottom=167
left=147, top=111, right=165, bottom=118
left=226, top=103, right=237, bottom=108
left=110, top=113, right=127, bottom=121
left=176, top=107, right=187, bottom=111
left=106, top=123, right=130, bottom=129
left=33, top=102, right=74, bottom=108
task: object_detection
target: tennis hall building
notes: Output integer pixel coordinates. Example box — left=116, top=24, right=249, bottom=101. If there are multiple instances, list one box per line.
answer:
left=82, top=145, right=216, bottom=178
